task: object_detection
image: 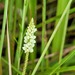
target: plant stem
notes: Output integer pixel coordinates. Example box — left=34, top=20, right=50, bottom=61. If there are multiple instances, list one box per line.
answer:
left=8, top=0, right=14, bottom=62
left=52, top=0, right=70, bottom=75
left=14, top=0, right=29, bottom=72
left=0, top=0, right=9, bottom=74
left=49, top=49, right=75, bottom=75
left=7, top=20, right=12, bottom=75
left=22, top=52, right=29, bottom=75
left=31, top=0, right=72, bottom=74
left=41, top=0, right=48, bottom=71
left=1, top=57, right=21, bottom=75
left=0, top=0, right=9, bottom=60
left=37, top=7, right=75, bottom=28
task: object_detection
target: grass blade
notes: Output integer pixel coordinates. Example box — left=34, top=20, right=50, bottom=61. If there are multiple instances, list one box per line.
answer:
left=31, top=0, right=72, bottom=74
left=7, top=20, right=12, bottom=75
left=0, top=0, right=9, bottom=74
left=14, top=0, right=29, bottom=74
left=49, top=49, right=75, bottom=75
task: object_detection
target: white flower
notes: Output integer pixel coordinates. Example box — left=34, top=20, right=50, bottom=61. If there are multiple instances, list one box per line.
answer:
left=22, top=18, right=37, bottom=53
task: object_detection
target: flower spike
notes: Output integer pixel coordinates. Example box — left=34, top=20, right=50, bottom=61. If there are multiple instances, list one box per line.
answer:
left=22, top=18, right=37, bottom=53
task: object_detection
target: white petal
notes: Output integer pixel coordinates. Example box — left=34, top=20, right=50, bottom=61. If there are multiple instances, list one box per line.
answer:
left=22, top=47, right=25, bottom=50
left=30, top=49, right=33, bottom=53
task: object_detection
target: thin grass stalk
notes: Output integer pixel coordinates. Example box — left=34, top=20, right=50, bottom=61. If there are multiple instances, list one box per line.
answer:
left=12, top=1, right=18, bottom=74
left=52, top=0, right=69, bottom=53
left=22, top=52, right=29, bottom=75
left=37, top=7, right=75, bottom=28
left=0, top=0, right=9, bottom=74
left=8, top=0, right=14, bottom=63
left=57, top=8, right=70, bottom=75
left=8, top=0, right=14, bottom=32
left=1, top=57, right=22, bottom=75
left=14, top=0, right=29, bottom=73
left=7, top=20, right=12, bottom=75
left=51, top=0, right=70, bottom=75
left=56, top=66, right=75, bottom=73
left=49, top=49, right=75, bottom=75
left=31, top=0, right=72, bottom=74
left=4, top=45, right=9, bottom=75
left=41, top=0, right=48, bottom=71
left=38, top=65, right=75, bottom=74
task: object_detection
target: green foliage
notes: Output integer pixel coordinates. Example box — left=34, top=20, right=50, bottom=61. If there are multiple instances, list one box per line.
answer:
left=0, top=0, right=75, bottom=75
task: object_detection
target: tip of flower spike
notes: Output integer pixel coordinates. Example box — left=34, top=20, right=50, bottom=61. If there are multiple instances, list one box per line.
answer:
left=31, top=18, right=34, bottom=22
left=29, top=18, right=34, bottom=26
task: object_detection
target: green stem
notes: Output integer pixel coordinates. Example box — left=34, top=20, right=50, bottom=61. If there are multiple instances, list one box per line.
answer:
left=0, top=0, right=9, bottom=60
left=31, top=0, right=72, bottom=74
left=37, top=7, right=75, bottom=28
left=0, top=0, right=9, bottom=74
left=51, top=0, right=70, bottom=75
left=8, top=0, right=14, bottom=63
left=22, top=52, right=29, bottom=75
left=14, top=0, right=29, bottom=71
left=49, top=49, right=75, bottom=75
left=1, top=57, right=21, bottom=75
left=41, top=0, right=48, bottom=71
left=7, top=20, right=12, bottom=75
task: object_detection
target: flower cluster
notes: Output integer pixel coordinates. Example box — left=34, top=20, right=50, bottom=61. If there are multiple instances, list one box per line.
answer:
left=22, top=18, right=37, bottom=53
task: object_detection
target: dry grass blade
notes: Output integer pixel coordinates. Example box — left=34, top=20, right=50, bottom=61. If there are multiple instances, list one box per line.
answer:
left=7, top=20, right=12, bottom=75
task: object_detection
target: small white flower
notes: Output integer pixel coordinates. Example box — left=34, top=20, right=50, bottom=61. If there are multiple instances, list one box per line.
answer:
left=22, top=18, right=37, bottom=53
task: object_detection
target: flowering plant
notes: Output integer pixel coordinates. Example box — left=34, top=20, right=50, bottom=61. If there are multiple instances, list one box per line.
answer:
left=22, top=18, right=37, bottom=53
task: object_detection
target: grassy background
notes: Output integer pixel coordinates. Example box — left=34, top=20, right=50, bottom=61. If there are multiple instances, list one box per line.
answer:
left=0, top=0, right=75, bottom=75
